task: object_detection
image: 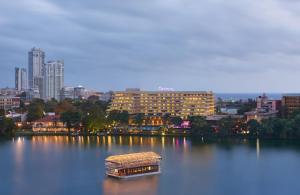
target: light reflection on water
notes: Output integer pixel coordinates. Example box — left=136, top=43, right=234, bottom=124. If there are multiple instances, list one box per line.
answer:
left=103, top=176, right=159, bottom=195
left=1, top=136, right=300, bottom=195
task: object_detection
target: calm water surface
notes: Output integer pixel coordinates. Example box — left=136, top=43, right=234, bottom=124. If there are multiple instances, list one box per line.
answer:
left=1, top=136, right=300, bottom=195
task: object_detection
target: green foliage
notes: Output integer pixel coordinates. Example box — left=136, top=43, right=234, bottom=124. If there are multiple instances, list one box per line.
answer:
left=188, top=116, right=211, bottom=135
left=219, top=117, right=235, bottom=136
left=61, top=111, right=82, bottom=133
left=133, top=113, right=145, bottom=127
left=81, top=102, right=107, bottom=132
left=45, top=99, right=58, bottom=112
left=107, top=110, right=129, bottom=126
left=237, top=99, right=256, bottom=115
left=0, top=109, right=5, bottom=117
left=55, top=100, right=75, bottom=114
left=170, top=117, right=183, bottom=126
left=0, top=117, right=16, bottom=136
left=247, top=119, right=261, bottom=136
left=162, top=113, right=171, bottom=125
left=27, top=101, right=44, bottom=122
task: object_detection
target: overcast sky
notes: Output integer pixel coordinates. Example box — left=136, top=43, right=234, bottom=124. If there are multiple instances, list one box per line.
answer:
left=1, top=0, right=300, bottom=92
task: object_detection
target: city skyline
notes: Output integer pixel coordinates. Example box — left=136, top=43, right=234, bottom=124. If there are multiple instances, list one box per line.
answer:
left=2, top=1, right=300, bottom=93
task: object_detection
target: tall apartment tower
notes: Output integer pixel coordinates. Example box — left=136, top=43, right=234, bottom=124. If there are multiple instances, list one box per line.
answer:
left=15, top=67, right=28, bottom=91
left=28, top=47, right=45, bottom=97
left=43, top=60, right=64, bottom=101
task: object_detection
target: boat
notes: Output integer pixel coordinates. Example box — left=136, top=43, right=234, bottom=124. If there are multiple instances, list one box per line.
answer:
left=105, top=152, right=162, bottom=179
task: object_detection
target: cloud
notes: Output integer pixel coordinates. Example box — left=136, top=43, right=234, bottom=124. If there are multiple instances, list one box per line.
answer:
left=1, top=0, right=300, bottom=92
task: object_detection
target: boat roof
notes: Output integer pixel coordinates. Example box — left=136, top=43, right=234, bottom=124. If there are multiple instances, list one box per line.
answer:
left=105, top=152, right=161, bottom=164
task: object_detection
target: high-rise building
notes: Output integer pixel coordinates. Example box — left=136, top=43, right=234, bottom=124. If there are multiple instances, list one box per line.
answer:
left=43, top=60, right=64, bottom=101
left=28, top=47, right=45, bottom=97
left=15, top=67, right=27, bottom=91
left=108, top=88, right=215, bottom=118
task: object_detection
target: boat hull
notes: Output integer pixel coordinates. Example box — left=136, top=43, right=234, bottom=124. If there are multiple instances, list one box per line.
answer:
left=106, top=170, right=161, bottom=179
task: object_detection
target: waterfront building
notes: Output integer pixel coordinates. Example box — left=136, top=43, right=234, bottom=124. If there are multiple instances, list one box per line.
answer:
left=0, top=95, right=20, bottom=110
left=282, top=94, right=300, bottom=117
left=43, top=60, right=64, bottom=101
left=28, top=47, right=45, bottom=97
left=15, top=67, right=28, bottom=91
left=108, top=88, right=215, bottom=118
left=32, top=115, right=67, bottom=132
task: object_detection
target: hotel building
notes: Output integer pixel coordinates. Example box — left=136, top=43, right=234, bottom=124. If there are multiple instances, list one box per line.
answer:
left=108, top=89, right=215, bottom=118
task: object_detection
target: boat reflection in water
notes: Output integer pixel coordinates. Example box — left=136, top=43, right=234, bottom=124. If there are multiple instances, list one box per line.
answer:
left=102, top=175, right=159, bottom=195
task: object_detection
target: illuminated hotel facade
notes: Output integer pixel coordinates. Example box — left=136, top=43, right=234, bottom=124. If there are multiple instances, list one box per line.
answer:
left=108, top=89, right=215, bottom=118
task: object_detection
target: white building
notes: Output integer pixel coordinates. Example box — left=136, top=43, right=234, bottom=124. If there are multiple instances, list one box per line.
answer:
left=60, top=86, right=75, bottom=100
left=43, top=60, right=64, bottom=101
left=15, top=67, right=27, bottom=91
left=28, top=47, right=45, bottom=97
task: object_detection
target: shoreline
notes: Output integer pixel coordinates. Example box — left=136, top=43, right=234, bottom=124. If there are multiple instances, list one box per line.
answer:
left=11, top=131, right=300, bottom=141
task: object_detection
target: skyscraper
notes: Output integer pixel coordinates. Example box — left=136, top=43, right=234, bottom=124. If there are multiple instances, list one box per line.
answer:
left=15, top=67, right=28, bottom=91
left=28, top=47, right=45, bottom=97
left=43, top=60, right=64, bottom=100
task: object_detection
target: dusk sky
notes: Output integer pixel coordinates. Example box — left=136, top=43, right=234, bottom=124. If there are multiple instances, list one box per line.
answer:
left=1, top=0, right=300, bottom=92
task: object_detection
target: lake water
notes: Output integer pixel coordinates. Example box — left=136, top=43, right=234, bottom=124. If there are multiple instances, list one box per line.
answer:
left=1, top=136, right=300, bottom=195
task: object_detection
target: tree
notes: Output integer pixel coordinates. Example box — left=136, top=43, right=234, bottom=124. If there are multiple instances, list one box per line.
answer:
left=170, top=117, right=183, bottom=126
left=0, top=109, right=5, bottom=117
left=60, top=111, right=82, bottom=134
left=290, top=114, right=300, bottom=137
left=189, top=116, right=211, bottom=136
left=162, top=113, right=171, bottom=126
left=260, top=118, right=290, bottom=139
left=247, top=119, right=261, bottom=136
left=27, top=102, right=44, bottom=122
left=55, top=100, right=75, bottom=114
left=45, top=98, right=58, bottom=113
left=82, top=107, right=106, bottom=132
left=237, top=99, right=256, bottom=115
left=219, top=117, right=235, bottom=136
left=0, top=117, right=16, bottom=136
left=107, top=110, right=129, bottom=126
left=133, top=113, right=145, bottom=128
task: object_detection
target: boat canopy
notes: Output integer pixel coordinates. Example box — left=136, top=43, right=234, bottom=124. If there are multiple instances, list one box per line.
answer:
left=105, top=152, right=161, bottom=165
